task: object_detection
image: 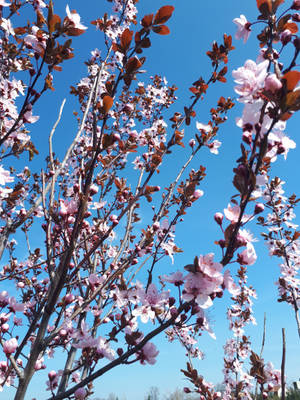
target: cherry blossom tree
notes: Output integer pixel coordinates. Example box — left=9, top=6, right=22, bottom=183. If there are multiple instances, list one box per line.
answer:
left=0, top=0, right=299, bottom=399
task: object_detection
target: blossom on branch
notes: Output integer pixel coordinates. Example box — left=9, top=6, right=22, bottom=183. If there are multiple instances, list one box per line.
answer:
left=233, top=15, right=251, bottom=43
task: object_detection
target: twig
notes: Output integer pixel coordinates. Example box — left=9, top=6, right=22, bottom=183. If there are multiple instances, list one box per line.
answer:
left=281, top=328, right=286, bottom=400
left=255, top=313, right=267, bottom=400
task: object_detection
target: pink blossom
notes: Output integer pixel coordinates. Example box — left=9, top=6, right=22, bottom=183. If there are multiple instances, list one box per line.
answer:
left=8, top=296, right=25, bottom=313
left=0, top=18, right=14, bottom=37
left=138, top=342, right=159, bottom=365
left=24, top=26, right=47, bottom=53
left=132, top=305, right=155, bottom=323
left=0, top=165, right=14, bottom=185
left=74, top=388, right=87, bottom=400
left=66, top=5, right=88, bottom=31
left=161, top=240, right=176, bottom=264
left=162, top=271, right=185, bottom=286
left=95, top=337, right=115, bottom=360
left=23, top=109, right=39, bottom=124
left=59, top=199, right=78, bottom=216
left=34, top=357, right=45, bottom=370
left=196, top=121, right=213, bottom=132
left=264, top=362, right=281, bottom=387
left=183, top=254, right=223, bottom=308
left=72, top=372, right=80, bottom=383
left=13, top=316, right=22, bottom=326
left=0, top=291, right=9, bottom=307
left=89, top=200, right=106, bottom=210
left=233, top=15, right=251, bottom=43
left=144, top=283, right=168, bottom=307
left=88, top=273, right=104, bottom=287
left=232, top=60, right=268, bottom=102
left=238, top=243, right=257, bottom=265
left=207, top=139, right=221, bottom=154
left=265, top=74, right=283, bottom=93
left=223, top=270, right=241, bottom=295
left=3, top=337, right=18, bottom=355
left=224, top=203, right=250, bottom=223
left=237, top=229, right=257, bottom=244
left=267, top=130, right=296, bottom=161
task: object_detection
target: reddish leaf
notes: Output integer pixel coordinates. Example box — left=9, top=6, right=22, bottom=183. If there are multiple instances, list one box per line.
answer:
left=280, top=111, right=292, bottom=121
left=102, top=95, right=114, bottom=114
left=48, top=14, right=61, bottom=34
left=285, top=89, right=300, bottom=108
left=189, top=87, right=199, bottom=94
left=102, top=134, right=114, bottom=149
left=256, top=0, right=272, bottom=12
left=282, top=70, right=300, bottom=91
left=47, top=0, right=54, bottom=31
left=120, top=28, right=133, bottom=52
left=152, top=25, right=170, bottom=35
left=65, top=27, right=85, bottom=36
left=53, top=65, right=62, bottom=71
left=153, top=5, right=175, bottom=25
left=36, top=10, right=46, bottom=28
left=14, top=27, right=27, bottom=35
left=223, top=34, right=234, bottom=51
left=125, top=56, right=142, bottom=74
left=274, top=0, right=285, bottom=7
left=44, top=73, right=54, bottom=91
left=141, top=37, right=151, bottom=48
left=151, top=154, right=162, bottom=168
left=283, top=22, right=298, bottom=34
left=141, top=13, right=153, bottom=28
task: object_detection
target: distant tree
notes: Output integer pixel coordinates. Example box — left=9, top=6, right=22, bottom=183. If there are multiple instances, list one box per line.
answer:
left=145, top=386, right=160, bottom=400
left=164, top=388, right=184, bottom=400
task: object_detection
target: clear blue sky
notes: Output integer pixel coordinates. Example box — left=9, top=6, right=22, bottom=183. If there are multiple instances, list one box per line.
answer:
left=4, top=1, right=300, bottom=399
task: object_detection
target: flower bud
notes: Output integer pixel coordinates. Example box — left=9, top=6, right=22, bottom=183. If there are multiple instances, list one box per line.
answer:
left=293, top=36, right=300, bottom=50
left=169, top=297, right=176, bottom=307
left=109, top=214, right=119, bottom=225
left=292, top=13, right=300, bottom=22
left=254, top=203, right=264, bottom=214
left=1, top=323, right=9, bottom=333
left=117, top=348, right=123, bottom=356
left=218, top=239, right=226, bottom=248
left=189, top=139, right=196, bottom=147
left=292, top=0, right=300, bottom=10
left=281, top=30, right=292, bottom=45
left=48, top=370, right=57, bottom=381
left=89, top=184, right=98, bottom=195
left=265, top=73, right=282, bottom=93
left=64, top=293, right=75, bottom=304
left=3, top=338, right=18, bottom=355
left=193, top=189, right=204, bottom=199
left=214, top=212, right=223, bottom=225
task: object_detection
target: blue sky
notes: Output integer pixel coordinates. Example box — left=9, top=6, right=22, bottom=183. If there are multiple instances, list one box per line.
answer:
left=3, top=0, right=300, bottom=399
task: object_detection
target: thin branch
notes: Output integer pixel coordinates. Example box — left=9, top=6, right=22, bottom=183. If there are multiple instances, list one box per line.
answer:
left=281, top=328, right=286, bottom=400
left=48, top=302, right=189, bottom=400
